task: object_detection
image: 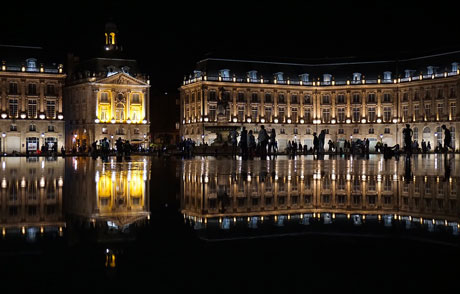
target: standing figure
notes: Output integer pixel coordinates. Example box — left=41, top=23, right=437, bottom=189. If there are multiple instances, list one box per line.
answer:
left=402, top=124, right=413, bottom=156
left=442, top=125, right=454, bottom=152
left=257, top=125, right=269, bottom=159
left=268, top=129, right=276, bottom=155
left=248, top=130, right=256, bottom=159
left=313, top=133, right=319, bottom=155
left=240, top=127, right=248, bottom=159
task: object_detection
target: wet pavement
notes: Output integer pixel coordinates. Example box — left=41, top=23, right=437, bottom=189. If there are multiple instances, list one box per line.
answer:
left=0, top=155, right=459, bottom=291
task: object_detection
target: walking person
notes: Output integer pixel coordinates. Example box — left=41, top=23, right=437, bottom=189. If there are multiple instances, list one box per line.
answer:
left=268, top=128, right=276, bottom=155
left=442, top=125, right=454, bottom=152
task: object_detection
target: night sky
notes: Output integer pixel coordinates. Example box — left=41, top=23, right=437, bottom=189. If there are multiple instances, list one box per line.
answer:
left=1, top=1, right=460, bottom=95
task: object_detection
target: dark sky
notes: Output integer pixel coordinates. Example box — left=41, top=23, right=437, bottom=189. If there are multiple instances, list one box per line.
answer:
left=1, top=1, right=460, bottom=94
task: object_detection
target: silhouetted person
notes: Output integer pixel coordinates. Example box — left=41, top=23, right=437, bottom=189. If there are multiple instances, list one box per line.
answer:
left=313, top=132, right=319, bottom=155
left=444, top=155, right=451, bottom=181
left=258, top=125, right=269, bottom=159
left=268, top=128, right=276, bottom=155
left=240, top=127, right=248, bottom=159
left=402, top=124, right=413, bottom=156
left=442, top=125, right=454, bottom=152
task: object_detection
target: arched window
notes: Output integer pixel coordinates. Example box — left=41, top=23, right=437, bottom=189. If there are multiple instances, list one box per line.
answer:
left=115, top=103, right=125, bottom=121
left=423, top=127, right=431, bottom=134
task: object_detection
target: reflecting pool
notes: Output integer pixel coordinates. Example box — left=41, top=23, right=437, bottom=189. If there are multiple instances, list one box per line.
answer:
left=0, top=155, right=459, bottom=291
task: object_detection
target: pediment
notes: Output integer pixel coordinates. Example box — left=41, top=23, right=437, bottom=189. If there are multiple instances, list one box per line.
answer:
left=95, top=72, right=148, bottom=86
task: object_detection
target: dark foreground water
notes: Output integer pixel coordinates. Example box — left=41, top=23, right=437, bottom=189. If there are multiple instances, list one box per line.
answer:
left=0, top=155, right=459, bottom=292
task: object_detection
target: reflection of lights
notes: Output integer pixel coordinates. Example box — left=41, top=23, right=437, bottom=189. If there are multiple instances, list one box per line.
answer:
left=95, top=171, right=100, bottom=182
left=361, top=175, right=366, bottom=181
left=204, top=176, right=209, bottom=183
left=39, top=177, right=45, bottom=188
left=1, top=178, right=6, bottom=189
left=58, top=177, right=63, bottom=187
left=346, top=174, right=351, bottom=181
left=21, top=178, right=26, bottom=188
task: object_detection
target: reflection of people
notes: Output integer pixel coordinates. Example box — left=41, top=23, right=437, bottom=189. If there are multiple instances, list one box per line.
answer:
left=444, top=155, right=451, bottom=181
left=442, top=125, right=454, bottom=152
left=402, top=124, right=413, bottom=155
left=240, top=127, right=248, bottom=159
left=404, top=157, right=412, bottom=182
left=313, top=132, right=319, bottom=155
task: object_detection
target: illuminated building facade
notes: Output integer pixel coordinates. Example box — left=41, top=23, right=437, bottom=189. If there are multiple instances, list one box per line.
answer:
left=0, top=45, right=66, bottom=153
left=181, top=54, right=460, bottom=151
left=65, top=157, right=150, bottom=230
left=0, top=157, right=65, bottom=238
left=64, top=22, right=150, bottom=150
left=181, top=159, right=460, bottom=233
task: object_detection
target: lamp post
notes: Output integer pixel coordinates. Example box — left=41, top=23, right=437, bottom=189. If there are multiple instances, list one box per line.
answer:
left=41, top=133, right=45, bottom=150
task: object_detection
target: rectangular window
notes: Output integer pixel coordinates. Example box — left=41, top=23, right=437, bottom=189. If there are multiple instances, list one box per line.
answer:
left=414, top=91, right=419, bottom=100
left=322, top=95, right=330, bottom=104
left=276, top=94, right=285, bottom=104
left=100, top=92, right=109, bottom=103
left=337, top=108, right=345, bottom=122
left=383, top=93, right=391, bottom=103
left=291, top=95, right=298, bottom=104
left=368, top=93, right=376, bottom=103
left=425, top=104, right=431, bottom=118
left=251, top=106, right=258, bottom=121
left=322, top=108, right=330, bottom=123
left=10, top=124, right=17, bottom=131
left=46, top=100, right=56, bottom=118
left=304, top=108, right=311, bottom=122
left=9, top=83, right=18, bottom=94
left=265, top=93, right=272, bottom=103
left=402, top=92, right=409, bottom=102
left=100, top=106, right=108, bottom=121
left=450, top=88, right=456, bottom=98
left=48, top=125, right=55, bottom=132
left=414, top=105, right=420, bottom=120
left=384, top=128, right=390, bottom=134
left=279, top=107, right=285, bottom=122
left=238, top=106, right=245, bottom=122
left=9, top=99, right=18, bottom=117
left=369, top=128, right=374, bottom=134
left=336, top=94, right=345, bottom=104
left=209, top=105, right=216, bottom=121
left=384, top=107, right=391, bottom=122
left=237, top=92, right=245, bottom=102
left=209, top=91, right=217, bottom=101
left=368, top=107, right=375, bottom=122
left=451, top=102, right=456, bottom=118
left=303, top=95, right=311, bottom=104
left=353, top=107, right=360, bottom=122
left=338, top=128, right=344, bottom=134
left=265, top=107, right=272, bottom=121
left=131, top=93, right=140, bottom=104
left=46, top=84, right=55, bottom=96
left=402, top=106, right=409, bottom=121
left=291, top=107, right=298, bottom=122
left=437, top=103, right=444, bottom=117
left=353, top=128, right=359, bottom=134
left=437, top=88, right=443, bottom=99
left=352, top=93, right=360, bottom=104
left=28, top=83, right=37, bottom=95
left=28, top=99, right=37, bottom=118
left=251, top=93, right=259, bottom=103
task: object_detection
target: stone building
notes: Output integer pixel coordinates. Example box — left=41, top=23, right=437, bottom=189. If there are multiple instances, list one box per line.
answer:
left=180, top=53, right=460, bottom=151
left=64, top=22, right=150, bottom=151
left=0, top=45, right=65, bottom=153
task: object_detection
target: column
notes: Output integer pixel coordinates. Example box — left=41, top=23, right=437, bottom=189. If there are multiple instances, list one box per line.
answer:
left=58, top=81, right=63, bottom=113
left=1, top=79, right=6, bottom=111
left=40, top=80, right=45, bottom=113
left=20, top=79, right=26, bottom=112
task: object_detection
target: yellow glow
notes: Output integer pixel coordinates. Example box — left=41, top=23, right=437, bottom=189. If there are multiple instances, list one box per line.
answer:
left=110, top=32, right=116, bottom=45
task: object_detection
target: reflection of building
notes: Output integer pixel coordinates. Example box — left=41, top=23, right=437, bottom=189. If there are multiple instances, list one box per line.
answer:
left=181, top=159, right=460, bottom=232
left=65, top=157, right=150, bottom=230
left=0, top=157, right=65, bottom=238
left=0, top=45, right=66, bottom=153
left=64, top=22, right=150, bottom=150
left=181, top=54, right=460, bottom=151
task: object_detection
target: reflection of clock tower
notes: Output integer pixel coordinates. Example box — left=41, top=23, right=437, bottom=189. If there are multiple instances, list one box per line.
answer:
left=64, top=22, right=150, bottom=150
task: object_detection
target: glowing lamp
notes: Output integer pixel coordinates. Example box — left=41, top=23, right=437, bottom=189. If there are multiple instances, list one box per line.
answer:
left=346, top=118, right=351, bottom=124
left=300, top=119, right=305, bottom=124
left=127, top=118, right=132, bottom=124
left=287, top=118, right=292, bottom=124
left=39, top=114, right=45, bottom=119
left=1, top=113, right=6, bottom=119
left=232, top=118, right=237, bottom=123
left=331, top=119, right=336, bottom=124
left=260, top=118, right=265, bottom=123
left=142, top=119, right=147, bottom=124
left=247, top=118, right=252, bottom=123
left=204, top=117, right=209, bottom=122
left=361, top=118, right=366, bottom=124
left=392, top=118, right=398, bottom=123
left=94, top=118, right=100, bottom=123
left=111, top=118, right=116, bottom=124
left=20, top=113, right=27, bottom=119
left=376, top=118, right=382, bottom=123
left=57, top=114, right=64, bottom=120
left=274, top=118, right=279, bottom=123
